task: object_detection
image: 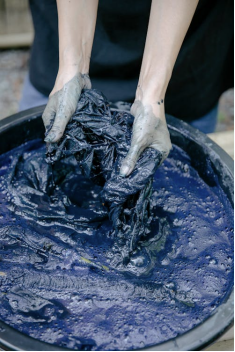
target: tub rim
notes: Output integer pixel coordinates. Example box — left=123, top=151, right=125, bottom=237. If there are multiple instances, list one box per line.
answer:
left=0, top=105, right=233, bottom=351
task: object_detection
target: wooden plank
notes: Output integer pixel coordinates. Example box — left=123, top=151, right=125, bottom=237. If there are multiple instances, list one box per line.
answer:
left=0, top=32, right=33, bottom=48
left=0, top=0, right=33, bottom=47
left=208, top=130, right=234, bottom=159
left=4, top=0, right=28, bottom=11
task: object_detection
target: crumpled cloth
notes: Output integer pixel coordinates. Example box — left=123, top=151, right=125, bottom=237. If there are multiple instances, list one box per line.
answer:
left=46, top=89, right=162, bottom=261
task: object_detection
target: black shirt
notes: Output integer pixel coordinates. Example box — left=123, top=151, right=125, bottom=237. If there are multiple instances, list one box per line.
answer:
left=29, top=0, right=233, bottom=121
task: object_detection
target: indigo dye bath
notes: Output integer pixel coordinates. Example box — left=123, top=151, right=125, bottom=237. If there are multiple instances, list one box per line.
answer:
left=0, top=113, right=234, bottom=350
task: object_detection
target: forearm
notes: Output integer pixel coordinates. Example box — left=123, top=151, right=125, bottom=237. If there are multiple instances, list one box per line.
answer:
left=121, top=0, right=198, bottom=176
left=57, top=0, right=98, bottom=74
left=43, top=0, right=98, bottom=142
left=137, top=0, right=199, bottom=103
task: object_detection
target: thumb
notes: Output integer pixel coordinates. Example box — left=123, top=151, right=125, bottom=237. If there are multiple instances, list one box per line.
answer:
left=120, top=143, right=143, bottom=177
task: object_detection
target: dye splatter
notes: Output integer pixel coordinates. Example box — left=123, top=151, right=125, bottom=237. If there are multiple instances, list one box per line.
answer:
left=0, top=138, right=233, bottom=350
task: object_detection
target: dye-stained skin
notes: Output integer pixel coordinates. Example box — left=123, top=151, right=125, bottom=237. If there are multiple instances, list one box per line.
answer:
left=42, top=0, right=98, bottom=143
left=43, top=73, right=91, bottom=143
left=120, top=100, right=172, bottom=177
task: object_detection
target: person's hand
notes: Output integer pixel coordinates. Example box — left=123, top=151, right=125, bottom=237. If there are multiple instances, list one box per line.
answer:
left=43, top=72, right=91, bottom=143
left=120, top=100, right=172, bottom=177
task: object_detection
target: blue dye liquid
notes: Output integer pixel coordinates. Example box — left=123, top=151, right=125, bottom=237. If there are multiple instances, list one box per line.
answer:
left=0, top=139, right=233, bottom=350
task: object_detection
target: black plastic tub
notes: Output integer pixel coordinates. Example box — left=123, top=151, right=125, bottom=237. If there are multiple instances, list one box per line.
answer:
left=0, top=106, right=233, bottom=351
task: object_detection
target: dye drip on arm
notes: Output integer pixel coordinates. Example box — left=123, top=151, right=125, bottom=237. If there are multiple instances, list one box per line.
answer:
left=45, top=89, right=163, bottom=265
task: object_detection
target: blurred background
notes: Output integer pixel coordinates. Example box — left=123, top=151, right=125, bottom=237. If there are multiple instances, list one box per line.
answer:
left=0, top=0, right=33, bottom=119
left=0, top=0, right=233, bottom=133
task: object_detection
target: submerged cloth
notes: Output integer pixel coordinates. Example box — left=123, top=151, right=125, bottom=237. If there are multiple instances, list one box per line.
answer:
left=45, top=89, right=162, bottom=262
left=1, top=138, right=234, bottom=350
left=28, top=0, right=233, bottom=120
left=13, top=89, right=162, bottom=266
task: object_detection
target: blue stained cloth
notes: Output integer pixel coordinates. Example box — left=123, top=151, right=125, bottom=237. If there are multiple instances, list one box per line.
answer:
left=0, top=137, right=233, bottom=350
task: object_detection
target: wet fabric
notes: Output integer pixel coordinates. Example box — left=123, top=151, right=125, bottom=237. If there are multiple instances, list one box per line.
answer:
left=0, top=137, right=233, bottom=350
left=45, top=89, right=162, bottom=263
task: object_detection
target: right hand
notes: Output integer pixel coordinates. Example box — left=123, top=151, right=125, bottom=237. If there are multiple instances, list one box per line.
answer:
left=120, top=100, right=172, bottom=177
left=43, top=71, right=91, bottom=143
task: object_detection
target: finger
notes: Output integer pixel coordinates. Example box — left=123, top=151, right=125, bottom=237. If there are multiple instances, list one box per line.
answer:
left=44, top=102, right=75, bottom=143
left=45, top=80, right=82, bottom=143
left=82, top=73, right=92, bottom=89
left=42, top=94, right=57, bottom=130
left=153, top=146, right=171, bottom=166
left=120, top=144, right=144, bottom=177
left=151, top=128, right=172, bottom=164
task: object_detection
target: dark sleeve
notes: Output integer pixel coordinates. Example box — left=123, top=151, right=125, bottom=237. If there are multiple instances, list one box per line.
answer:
left=165, top=0, right=234, bottom=121
left=29, top=0, right=59, bottom=97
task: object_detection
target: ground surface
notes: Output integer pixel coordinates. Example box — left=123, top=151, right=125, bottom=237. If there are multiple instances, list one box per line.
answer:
left=0, top=49, right=28, bottom=118
left=0, top=49, right=234, bottom=133
left=206, top=339, right=234, bottom=351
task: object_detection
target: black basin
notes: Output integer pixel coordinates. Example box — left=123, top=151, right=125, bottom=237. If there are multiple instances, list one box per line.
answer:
left=0, top=106, right=233, bottom=351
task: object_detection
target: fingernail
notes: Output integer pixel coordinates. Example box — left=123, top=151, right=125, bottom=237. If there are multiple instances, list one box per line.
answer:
left=120, top=165, right=129, bottom=177
left=44, top=133, right=56, bottom=143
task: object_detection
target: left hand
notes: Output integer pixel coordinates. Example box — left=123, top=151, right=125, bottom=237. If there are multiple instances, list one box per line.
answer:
left=120, top=100, right=172, bottom=177
left=43, top=72, right=91, bottom=143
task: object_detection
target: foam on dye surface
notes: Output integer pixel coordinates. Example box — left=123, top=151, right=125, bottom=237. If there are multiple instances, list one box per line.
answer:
left=0, top=139, right=233, bottom=350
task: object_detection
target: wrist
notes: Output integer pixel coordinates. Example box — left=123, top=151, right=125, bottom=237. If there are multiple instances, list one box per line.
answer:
left=136, top=66, right=172, bottom=104
left=59, top=47, right=90, bottom=74
left=52, top=66, right=91, bottom=95
left=131, top=99, right=166, bottom=124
